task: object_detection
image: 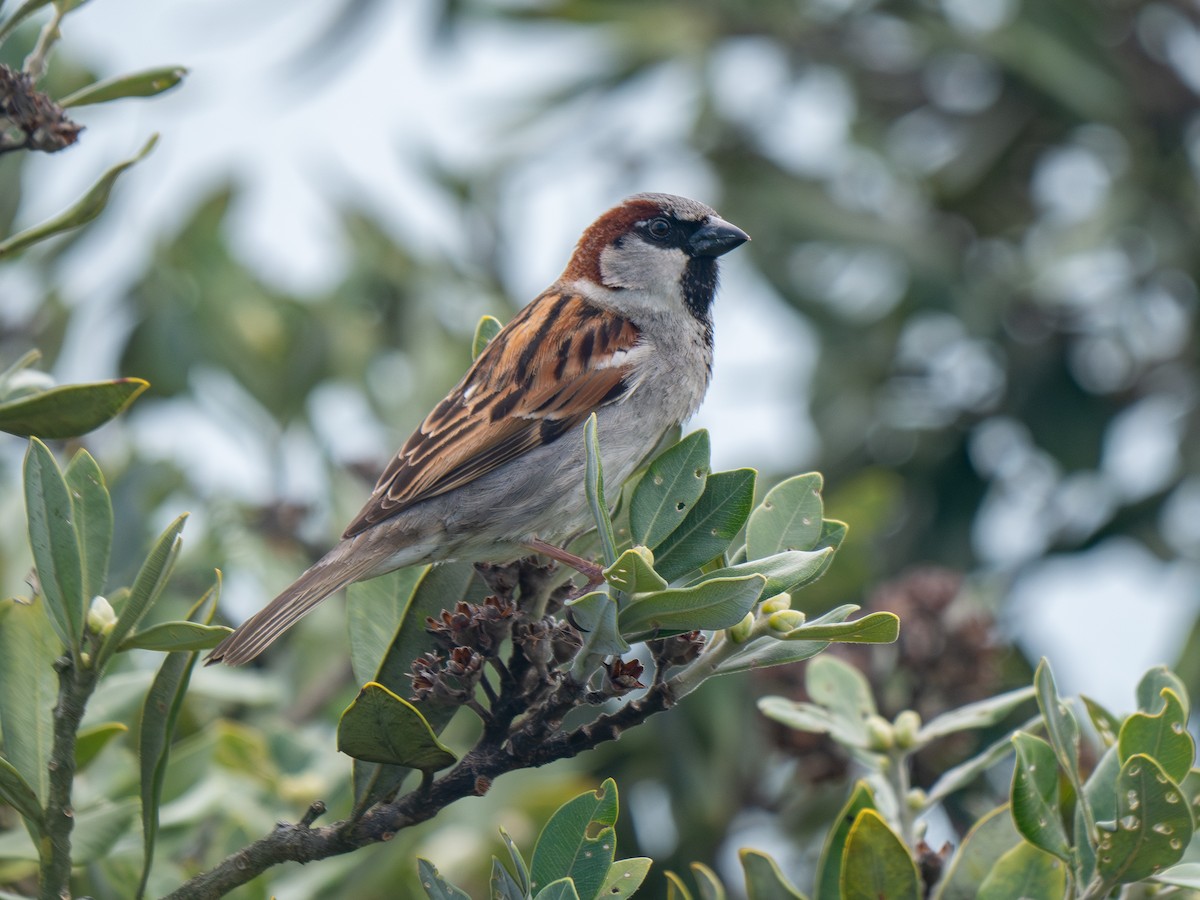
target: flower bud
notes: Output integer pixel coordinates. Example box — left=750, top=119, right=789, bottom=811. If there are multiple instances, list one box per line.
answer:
left=760, top=593, right=792, bottom=614
left=727, top=613, right=754, bottom=644
left=907, top=788, right=927, bottom=812
left=767, top=609, right=805, bottom=633
left=893, top=710, right=922, bottom=749
left=86, top=596, right=116, bottom=635
left=865, top=714, right=895, bottom=751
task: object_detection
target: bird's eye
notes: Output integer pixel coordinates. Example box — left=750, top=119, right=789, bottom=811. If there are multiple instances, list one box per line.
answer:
left=647, top=218, right=672, bottom=240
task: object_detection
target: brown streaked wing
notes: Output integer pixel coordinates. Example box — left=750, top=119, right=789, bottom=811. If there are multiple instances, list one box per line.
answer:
left=342, top=291, right=641, bottom=537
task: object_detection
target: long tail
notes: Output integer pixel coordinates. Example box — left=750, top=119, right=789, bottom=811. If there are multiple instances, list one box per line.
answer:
left=206, top=541, right=381, bottom=666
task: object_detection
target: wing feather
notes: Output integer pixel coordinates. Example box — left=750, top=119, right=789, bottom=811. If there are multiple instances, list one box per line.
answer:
left=342, top=291, right=641, bottom=537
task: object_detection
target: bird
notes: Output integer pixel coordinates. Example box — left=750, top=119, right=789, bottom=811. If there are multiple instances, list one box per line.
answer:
left=207, top=193, right=749, bottom=665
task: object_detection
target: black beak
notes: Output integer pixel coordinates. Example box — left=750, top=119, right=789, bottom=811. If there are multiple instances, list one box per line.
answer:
left=688, top=216, right=750, bottom=258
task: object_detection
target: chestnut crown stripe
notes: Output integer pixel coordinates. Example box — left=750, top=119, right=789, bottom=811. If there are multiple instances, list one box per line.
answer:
left=562, top=198, right=665, bottom=284
left=341, top=291, right=641, bottom=537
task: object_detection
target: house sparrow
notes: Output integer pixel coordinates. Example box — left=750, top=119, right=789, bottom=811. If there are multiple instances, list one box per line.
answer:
left=208, top=193, right=749, bottom=665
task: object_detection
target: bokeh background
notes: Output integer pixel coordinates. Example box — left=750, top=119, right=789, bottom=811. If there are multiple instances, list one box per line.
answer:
left=3, top=0, right=1200, bottom=896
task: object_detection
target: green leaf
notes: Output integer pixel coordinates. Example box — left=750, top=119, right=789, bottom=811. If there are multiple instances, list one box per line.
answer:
left=417, top=859, right=472, bottom=899
left=919, top=687, right=1037, bottom=745
left=533, top=879, right=581, bottom=900
left=136, top=576, right=219, bottom=900
left=0, top=597, right=59, bottom=806
left=758, top=698, right=867, bottom=748
left=74, top=722, right=128, bottom=770
left=617, top=574, right=766, bottom=639
left=64, top=450, right=112, bottom=607
left=1137, top=666, right=1189, bottom=718
left=0, top=756, right=43, bottom=837
left=598, top=858, right=651, bottom=899
left=691, top=862, right=726, bottom=900
left=807, top=655, right=876, bottom=719
left=976, top=841, right=1067, bottom=900
left=740, top=848, right=808, bottom=899
left=119, top=620, right=230, bottom=652
left=347, top=565, right=422, bottom=687
left=604, top=546, right=667, bottom=595
left=688, top=549, right=834, bottom=599
left=1154, top=862, right=1200, bottom=888
left=816, top=519, right=848, bottom=554
left=584, top=415, right=618, bottom=567
left=653, top=469, right=756, bottom=582
left=630, top=430, right=711, bottom=549
left=0, top=135, right=158, bottom=260
left=1096, top=753, right=1194, bottom=884
left=0, top=0, right=52, bottom=43
left=97, top=513, right=187, bottom=671
left=746, top=473, right=825, bottom=559
left=715, top=605, right=860, bottom=676
left=777, top=612, right=899, bottom=644
left=1081, top=695, right=1122, bottom=748
left=24, top=437, right=84, bottom=652
left=59, top=66, right=187, bottom=108
left=567, top=590, right=629, bottom=680
left=0, top=378, right=148, bottom=439
left=665, top=871, right=695, bottom=900
left=530, top=778, right=619, bottom=900
left=499, top=826, right=531, bottom=895
left=1118, top=688, right=1195, bottom=783
left=839, top=809, right=920, bottom=900
left=472, top=314, right=503, bottom=359
left=927, top=716, right=1040, bottom=804
left=931, top=806, right=1022, bottom=900
left=492, top=858, right=528, bottom=900
left=1033, top=659, right=1082, bottom=793
left=815, top=781, right=876, bottom=900
left=1077, top=744, right=1121, bottom=885
left=1009, top=732, right=1071, bottom=862
left=337, top=682, right=457, bottom=772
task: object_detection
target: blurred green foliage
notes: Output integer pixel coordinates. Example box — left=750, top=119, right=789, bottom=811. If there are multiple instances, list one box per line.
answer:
left=4, top=0, right=1200, bottom=896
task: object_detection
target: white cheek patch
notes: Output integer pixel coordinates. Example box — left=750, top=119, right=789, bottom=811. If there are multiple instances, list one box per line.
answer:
left=599, top=241, right=689, bottom=296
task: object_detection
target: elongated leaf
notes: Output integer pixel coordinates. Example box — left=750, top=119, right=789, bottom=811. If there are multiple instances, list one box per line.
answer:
left=1082, top=695, right=1121, bottom=748
left=530, top=778, right=619, bottom=900
left=630, top=430, right=711, bottom=548
left=472, top=315, right=502, bottom=359
left=691, top=862, right=726, bottom=900
left=746, top=473, right=824, bottom=559
left=338, top=682, right=457, bottom=772
left=71, top=798, right=138, bottom=865
left=0, top=597, right=58, bottom=806
left=653, top=469, right=756, bottom=582
left=688, top=549, right=834, bottom=599
left=417, top=859, right=472, bottom=899
left=927, top=716, right=1040, bottom=804
left=499, top=826, right=531, bottom=895
left=1097, top=753, right=1193, bottom=885
left=60, top=66, right=186, bottom=108
left=136, top=577, right=219, bottom=900
left=1154, top=862, right=1200, bottom=888
left=816, top=519, right=848, bottom=554
left=715, top=604, right=860, bottom=676
left=567, top=589, right=629, bottom=680
left=1117, top=688, right=1194, bottom=783
left=758, top=698, right=869, bottom=749
left=806, top=655, right=876, bottom=719
left=1010, top=732, right=1070, bottom=862
left=918, top=687, right=1036, bottom=744
left=119, top=620, right=230, bottom=652
left=24, top=437, right=83, bottom=652
left=0, top=0, right=52, bottom=43
left=976, top=841, right=1067, bottom=900
left=840, top=809, right=920, bottom=900
left=0, top=757, right=42, bottom=837
left=666, top=871, right=695, bottom=900
left=0, top=378, right=148, bottom=439
left=815, top=781, right=876, bottom=900
left=617, top=574, right=766, bottom=639
left=599, top=858, right=652, bottom=899
left=492, top=858, right=527, bottom=900
left=932, top=805, right=1021, bottom=900
left=96, top=514, right=186, bottom=670
left=584, top=415, right=617, bottom=567
left=778, top=612, right=899, bottom=644
left=347, top=565, right=422, bottom=687
left=0, top=135, right=157, bottom=260
left=64, top=450, right=112, bottom=604
left=740, top=848, right=808, bottom=899
left=1033, top=659, right=1081, bottom=788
